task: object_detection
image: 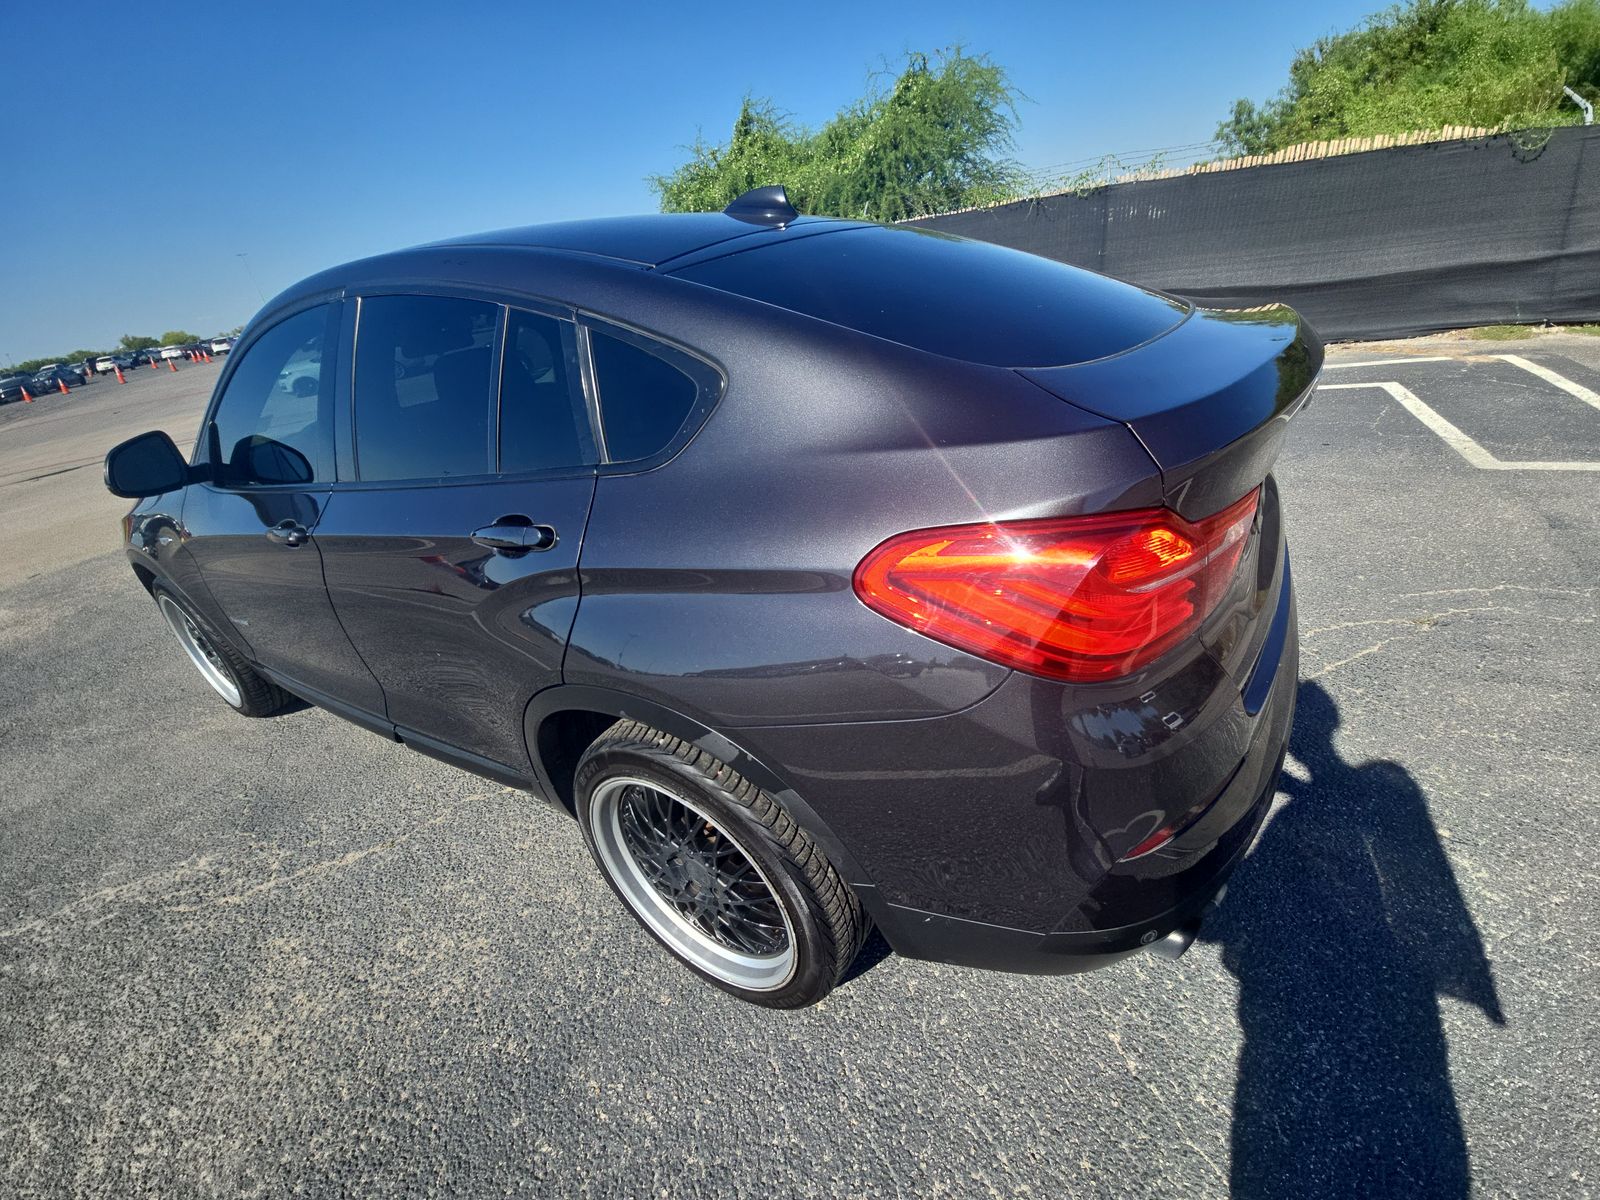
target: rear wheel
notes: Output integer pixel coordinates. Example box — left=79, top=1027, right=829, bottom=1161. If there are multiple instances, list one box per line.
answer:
left=152, top=584, right=289, bottom=717
left=575, top=721, right=866, bottom=1008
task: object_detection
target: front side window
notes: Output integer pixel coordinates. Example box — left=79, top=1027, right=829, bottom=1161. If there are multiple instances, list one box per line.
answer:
left=354, top=295, right=498, bottom=481
left=208, top=304, right=337, bottom=487
left=590, top=330, right=700, bottom=463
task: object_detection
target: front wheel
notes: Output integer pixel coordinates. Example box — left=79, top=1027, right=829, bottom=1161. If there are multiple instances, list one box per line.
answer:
left=153, top=584, right=289, bottom=717
left=575, top=721, right=866, bottom=1008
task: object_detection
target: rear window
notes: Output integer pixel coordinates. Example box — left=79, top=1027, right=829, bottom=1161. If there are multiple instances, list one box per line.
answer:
left=354, top=295, right=498, bottom=481
left=669, top=226, right=1187, bottom=368
left=499, top=309, right=593, bottom=473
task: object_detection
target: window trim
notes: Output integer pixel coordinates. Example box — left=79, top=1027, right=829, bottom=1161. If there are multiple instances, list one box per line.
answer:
left=193, top=296, right=346, bottom=492
left=574, top=323, right=608, bottom=464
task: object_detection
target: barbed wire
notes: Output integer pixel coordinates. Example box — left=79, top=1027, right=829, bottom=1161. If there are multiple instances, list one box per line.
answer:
left=1014, top=139, right=1230, bottom=194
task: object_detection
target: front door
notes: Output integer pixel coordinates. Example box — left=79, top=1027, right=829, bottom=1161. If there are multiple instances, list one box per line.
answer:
left=181, top=302, right=385, bottom=716
left=315, top=294, right=598, bottom=771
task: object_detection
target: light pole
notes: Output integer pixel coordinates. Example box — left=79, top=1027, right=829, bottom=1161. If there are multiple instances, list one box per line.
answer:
left=235, top=253, right=266, bottom=304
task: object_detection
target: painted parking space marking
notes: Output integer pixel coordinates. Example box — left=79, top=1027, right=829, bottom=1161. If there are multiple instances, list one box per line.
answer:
left=1318, top=375, right=1600, bottom=471
left=1496, top=353, right=1600, bottom=412
left=1323, top=355, right=1454, bottom=369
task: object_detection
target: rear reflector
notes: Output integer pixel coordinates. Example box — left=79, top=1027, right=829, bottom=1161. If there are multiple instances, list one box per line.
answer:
left=853, top=488, right=1260, bottom=683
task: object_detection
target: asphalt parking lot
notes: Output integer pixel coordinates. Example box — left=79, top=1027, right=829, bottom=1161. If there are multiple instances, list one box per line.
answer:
left=1, top=340, right=1597, bottom=1198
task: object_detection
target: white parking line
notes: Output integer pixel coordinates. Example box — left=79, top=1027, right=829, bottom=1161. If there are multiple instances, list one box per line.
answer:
left=1324, top=356, right=1453, bottom=369
left=1317, top=380, right=1600, bottom=471
left=1495, top=354, right=1600, bottom=412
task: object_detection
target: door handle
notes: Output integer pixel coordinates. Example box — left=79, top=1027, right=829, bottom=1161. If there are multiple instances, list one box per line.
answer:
left=471, top=519, right=558, bottom=554
left=266, top=519, right=309, bottom=547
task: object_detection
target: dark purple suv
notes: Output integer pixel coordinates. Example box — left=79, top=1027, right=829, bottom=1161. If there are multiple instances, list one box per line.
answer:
left=105, top=187, right=1319, bottom=1007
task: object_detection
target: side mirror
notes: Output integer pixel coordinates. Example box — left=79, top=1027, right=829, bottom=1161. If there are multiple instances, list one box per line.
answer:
left=105, top=430, right=189, bottom=499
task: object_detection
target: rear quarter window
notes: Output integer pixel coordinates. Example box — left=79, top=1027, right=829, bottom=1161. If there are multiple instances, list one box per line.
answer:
left=590, top=330, right=703, bottom=463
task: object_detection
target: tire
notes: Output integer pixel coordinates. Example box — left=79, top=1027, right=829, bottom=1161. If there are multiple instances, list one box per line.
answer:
left=575, top=720, right=866, bottom=1008
left=151, top=583, right=290, bottom=717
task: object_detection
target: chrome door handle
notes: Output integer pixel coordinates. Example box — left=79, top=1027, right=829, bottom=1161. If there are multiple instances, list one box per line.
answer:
left=471, top=521, right=558, bottom=554
left=266, top=519, right=308, bottom=547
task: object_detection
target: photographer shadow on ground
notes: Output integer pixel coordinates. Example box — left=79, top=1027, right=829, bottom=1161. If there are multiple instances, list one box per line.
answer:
left=1199, top=680, right=1505, bottom=1199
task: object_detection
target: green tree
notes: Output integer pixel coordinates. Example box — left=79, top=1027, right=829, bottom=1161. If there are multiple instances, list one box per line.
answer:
left=1216, top=0, right=1600, bottom=156
left=159, top=330, right=201, bottom=346
left=652, top=49, right=1026, bottom=221
left=119, top=334, right=160, bottom=352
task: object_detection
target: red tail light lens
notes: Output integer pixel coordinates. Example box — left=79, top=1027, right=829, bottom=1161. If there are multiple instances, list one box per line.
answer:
left=853, top=489, right=1260, bottom=683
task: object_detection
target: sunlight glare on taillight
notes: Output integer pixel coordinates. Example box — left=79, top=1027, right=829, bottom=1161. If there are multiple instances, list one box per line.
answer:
left=852, top=488, right=1261, bottom=683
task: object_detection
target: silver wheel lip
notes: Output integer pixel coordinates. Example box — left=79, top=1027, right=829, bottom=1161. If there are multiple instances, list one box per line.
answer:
left=589, top=775, right=798, bottom=993
left=157, top=594, right=242, bottom=707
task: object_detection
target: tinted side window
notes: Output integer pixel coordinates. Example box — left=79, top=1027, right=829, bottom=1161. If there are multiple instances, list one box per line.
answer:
left=209, top=305, right=337, bottom=487
left=591, top=331, right=698, bottom=462
left=355, top=295, right=497, bottom=481
left=499, top=309, right=593, bottom=473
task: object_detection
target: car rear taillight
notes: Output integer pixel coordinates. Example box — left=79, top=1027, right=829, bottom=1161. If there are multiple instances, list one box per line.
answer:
left=853, top=488, right=1260, bottom=683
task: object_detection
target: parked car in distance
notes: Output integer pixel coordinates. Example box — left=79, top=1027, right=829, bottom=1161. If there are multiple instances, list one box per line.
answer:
left=94, top=356, right=120, bottom=374
left=30, top=366, right=76, bottom=392
left=157, top=345, right=185, bottom=360
left=1, top=373, right=35, bottom=402
left=105, top=186, right=1320, bottom=1008
left=208, top=337, right=233, bottom=354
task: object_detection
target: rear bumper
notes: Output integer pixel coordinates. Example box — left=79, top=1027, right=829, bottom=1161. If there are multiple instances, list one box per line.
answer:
left=733, top=541, right=1299, bottom=975
left=869, top=679, right=1290, bottom=974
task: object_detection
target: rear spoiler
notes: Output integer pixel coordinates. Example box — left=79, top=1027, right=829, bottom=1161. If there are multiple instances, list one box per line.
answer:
left=1019, top=306, right=1323, bottom=518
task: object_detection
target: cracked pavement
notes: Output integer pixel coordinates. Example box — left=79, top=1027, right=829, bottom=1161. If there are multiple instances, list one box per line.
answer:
left=1, top=341, right=1597, bottom=1197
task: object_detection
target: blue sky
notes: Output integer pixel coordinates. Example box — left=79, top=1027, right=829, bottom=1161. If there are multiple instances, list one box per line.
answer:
left=1, top=0, right=1381, bottom=361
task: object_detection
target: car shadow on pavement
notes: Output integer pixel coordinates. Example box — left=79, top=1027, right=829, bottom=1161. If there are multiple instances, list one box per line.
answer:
left=839, top=927, right=895, bottom=985
left=1200, top=680, right=1505, bottom=1198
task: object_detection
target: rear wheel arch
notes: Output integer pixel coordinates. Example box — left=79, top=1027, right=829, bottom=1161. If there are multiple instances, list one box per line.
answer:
left=523, top=685, right=876, bottom=894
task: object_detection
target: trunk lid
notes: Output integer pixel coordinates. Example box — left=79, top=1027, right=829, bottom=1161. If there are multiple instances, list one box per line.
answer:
left=1019, top=305, right=1323, bottom=518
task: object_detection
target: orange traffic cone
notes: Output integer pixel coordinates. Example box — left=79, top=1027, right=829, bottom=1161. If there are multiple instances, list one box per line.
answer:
left=57, top=377, right=69, bottom=395
left=20, top=386, right=32, bottom=403
left=168, top=357, right=178, bottom=373
left=115, top=365, right=126, bottom=383
left=204, top=350, right=213, bottom=363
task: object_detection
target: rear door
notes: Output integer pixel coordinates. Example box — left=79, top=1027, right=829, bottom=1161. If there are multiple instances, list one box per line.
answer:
left=181, top=301, right=387, bottom=716
left=315, top=293, right=597, bottom=774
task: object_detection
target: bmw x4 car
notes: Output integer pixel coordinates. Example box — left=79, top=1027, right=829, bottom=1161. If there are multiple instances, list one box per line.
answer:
left=106, top=187, right=1320, bottom=1008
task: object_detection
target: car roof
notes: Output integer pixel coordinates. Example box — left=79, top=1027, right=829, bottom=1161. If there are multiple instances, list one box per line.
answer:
left=426, top=212, right=859, bottom=269
left=264, top=207, right=1181, bottom=370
